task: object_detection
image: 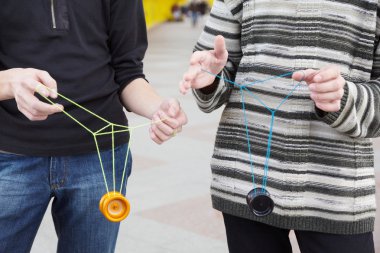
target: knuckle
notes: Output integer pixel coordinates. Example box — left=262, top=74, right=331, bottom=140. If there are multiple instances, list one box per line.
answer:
left=29, top=102, right=40, bottom=112
left=41, top=70, right=49, bottom=76
left=29, top=108, right=39, bottom=115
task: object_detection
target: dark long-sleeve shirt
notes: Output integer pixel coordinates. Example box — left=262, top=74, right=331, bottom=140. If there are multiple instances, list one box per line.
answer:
left=0, top=0, right=147, bottom=156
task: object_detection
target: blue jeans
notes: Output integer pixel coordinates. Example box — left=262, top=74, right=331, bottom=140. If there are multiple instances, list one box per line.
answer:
left=0, top=144, right=132, bottom=253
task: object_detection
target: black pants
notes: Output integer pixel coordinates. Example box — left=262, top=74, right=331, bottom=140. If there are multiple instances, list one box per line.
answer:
left=223, top=213, right=375, bottom=253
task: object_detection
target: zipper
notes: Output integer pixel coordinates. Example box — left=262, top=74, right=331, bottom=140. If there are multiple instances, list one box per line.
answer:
left=51, top=0, right=57, bottom=29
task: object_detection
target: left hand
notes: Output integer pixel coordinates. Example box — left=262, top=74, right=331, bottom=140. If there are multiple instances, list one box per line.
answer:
left=149, top=98, right=188, bottom=144
left=292, top=65, right=346, bottom=112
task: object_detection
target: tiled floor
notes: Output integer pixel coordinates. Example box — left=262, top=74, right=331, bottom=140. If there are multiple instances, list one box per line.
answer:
left=32, top=18, right=380, bottom=253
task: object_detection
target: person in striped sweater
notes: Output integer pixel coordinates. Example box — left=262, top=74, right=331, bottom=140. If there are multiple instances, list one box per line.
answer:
left=180, top=0, right=379, bottom=252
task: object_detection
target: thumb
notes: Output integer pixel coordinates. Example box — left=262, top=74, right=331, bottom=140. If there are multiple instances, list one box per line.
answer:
left=214, top=35, right=227, bottom=59
left=292, top=69, right=319, bottom=83
left=161, top=99, right=180, bottom=117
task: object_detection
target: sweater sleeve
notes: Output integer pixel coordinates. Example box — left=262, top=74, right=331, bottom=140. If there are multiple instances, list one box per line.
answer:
left=108, top=0, right=148, bottom=92
left=318, top=5, right=380, bottom=138
left=192, top=0, right=243, bottom=113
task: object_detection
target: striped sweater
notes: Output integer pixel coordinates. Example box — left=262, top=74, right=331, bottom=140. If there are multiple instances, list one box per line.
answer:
left=193, top=0, right=380, bottom=234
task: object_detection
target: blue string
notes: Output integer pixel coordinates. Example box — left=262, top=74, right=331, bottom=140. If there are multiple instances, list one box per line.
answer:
left=262, top=111, right=275, bottom=191
left=243, top=72, right=293, bottom=88
left=241, top=87, right=256, bottom=193
left=201, top=69, right=244, bottom=89
left=201, top=69, right=304, bottom=192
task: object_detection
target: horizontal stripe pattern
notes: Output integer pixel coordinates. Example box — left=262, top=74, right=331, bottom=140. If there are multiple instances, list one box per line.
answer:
left=192, top=0, right=379, bottom=234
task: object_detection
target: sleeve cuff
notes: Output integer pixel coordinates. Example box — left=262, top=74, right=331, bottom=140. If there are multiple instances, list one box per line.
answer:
left=315, top=82, right=349, bottom=126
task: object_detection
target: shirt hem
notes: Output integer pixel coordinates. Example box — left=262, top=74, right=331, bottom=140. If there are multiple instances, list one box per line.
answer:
left=212, top=195, right=375, bottom=235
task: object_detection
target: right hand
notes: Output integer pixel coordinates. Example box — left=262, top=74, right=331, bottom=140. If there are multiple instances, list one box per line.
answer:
left=179, top=35, right=228, bottom=94
left=0, top=68, right=63, bottom=121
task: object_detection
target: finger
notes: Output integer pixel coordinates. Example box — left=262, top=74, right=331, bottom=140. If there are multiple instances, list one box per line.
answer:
left=176, top=110, right=188, bottom=125
left=179, top=80, right=191, bottom=95
left=158, top=110, right=180, bottom=129
left=160, top=99, right=180, bottom=117
left=312, top=65, right=340, bottom=83
left=29, top=80, right=50, bottom=97
left=151, top=120, right=170, bottom=142
left=17, top=104, right=49, bottom=121
left=183, top=66, right=201, bottom=82
left=149, top=127, right=163, bottom=145
left=292, top=69, right=318, bottom=82
left=214, top=35, right=227, bottom=59
left=176, top=126, right=183, bottom=134
left=21, top=94, right=63, bottom=116
left=309, top=77, right=345, bottom=93
left=315, top=100, right=341, bottom=112
left=35, top=70, right=58, bottom=98
left=155, top=112, right=176, bottom=136
left=167, top=99, right=180, bottom=117
left=310, top=89, right=344, bottom=102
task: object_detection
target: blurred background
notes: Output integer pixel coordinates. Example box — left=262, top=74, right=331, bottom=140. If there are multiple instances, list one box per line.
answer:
left=32, top=0, right=380, bottom=252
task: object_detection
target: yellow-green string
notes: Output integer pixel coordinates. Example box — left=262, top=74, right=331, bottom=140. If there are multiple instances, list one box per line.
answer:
left=120, top=135, right=132, bottom=193
left=112, top=125, right=116, bottom=192
left=94, top=135, right=110, bottom=194
left=35, top=84, right=166, bottom=195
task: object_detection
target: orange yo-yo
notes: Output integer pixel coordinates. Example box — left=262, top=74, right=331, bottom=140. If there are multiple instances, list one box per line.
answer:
left=99, top=191, right=130, bottom=222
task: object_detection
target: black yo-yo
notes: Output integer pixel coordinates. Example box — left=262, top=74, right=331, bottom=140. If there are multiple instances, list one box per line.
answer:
left=246, top=188, right=274, bottom=217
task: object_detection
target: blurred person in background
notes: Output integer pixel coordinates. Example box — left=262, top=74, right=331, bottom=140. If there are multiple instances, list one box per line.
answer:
left=171, top=2, right=183, bottom=22
left=198, top=0, right=209, bottom=16
left=189, top=0, right=200, bottom=27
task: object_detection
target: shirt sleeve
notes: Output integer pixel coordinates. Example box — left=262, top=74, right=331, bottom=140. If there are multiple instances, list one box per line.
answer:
left=108, top=0, right=148, bottom=92
left=192, top=0, right=243, bottom=113
left=317, top=3, right=380, bottom=138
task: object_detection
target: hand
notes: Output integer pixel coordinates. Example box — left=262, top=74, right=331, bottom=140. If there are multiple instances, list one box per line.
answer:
left=149, top=98, right=188, bottom=144
left=179, top=35, right=228, bottom=94
left=292, top=65, right=345, bottom=112
left=0, top=68, right=63, bottom=121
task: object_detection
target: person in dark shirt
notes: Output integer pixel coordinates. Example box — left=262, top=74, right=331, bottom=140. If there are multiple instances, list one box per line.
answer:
left=0, top=0, right=187, bottom=252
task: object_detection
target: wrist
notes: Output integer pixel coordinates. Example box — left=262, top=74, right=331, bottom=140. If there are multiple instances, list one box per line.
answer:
left=199, top=76, right=220, bottom=95
left=0, top=70, right=14, bottom=101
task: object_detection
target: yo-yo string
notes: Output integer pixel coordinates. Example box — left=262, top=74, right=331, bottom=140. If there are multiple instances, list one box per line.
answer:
left=35, top=84, right=166, bottom=195
left=120, top=135, right=132, bottom=194
left=201, top=69, right=304, bottom=193
left=240, top=88, right=257, bottom=193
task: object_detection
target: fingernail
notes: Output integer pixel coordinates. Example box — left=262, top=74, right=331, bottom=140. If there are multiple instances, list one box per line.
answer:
left=309, top=84, right=315, bottom=90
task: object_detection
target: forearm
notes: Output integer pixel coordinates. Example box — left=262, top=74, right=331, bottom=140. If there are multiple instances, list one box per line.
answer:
left=0, top=70, right=14, bottom=101
left=120, top=78, right=163, bottom=119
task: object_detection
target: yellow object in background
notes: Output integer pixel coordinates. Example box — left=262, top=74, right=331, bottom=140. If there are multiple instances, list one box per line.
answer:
left=143, top=0, right=187, bottom=28
left=143, top=0, right=214, bottom=29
